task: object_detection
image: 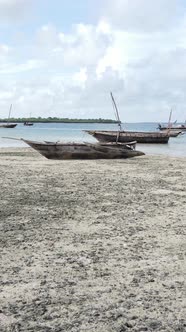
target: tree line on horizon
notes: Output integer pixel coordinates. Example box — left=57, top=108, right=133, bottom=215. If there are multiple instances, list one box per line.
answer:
left=0, top=117, right=118, bottom=123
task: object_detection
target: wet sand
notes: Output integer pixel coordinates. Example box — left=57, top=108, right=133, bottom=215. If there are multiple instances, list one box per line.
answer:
left=0, top=148, right=186, bottom=332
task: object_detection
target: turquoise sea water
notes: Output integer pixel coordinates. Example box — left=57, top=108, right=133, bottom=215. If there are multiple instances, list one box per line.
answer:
left=0, top=122, right=186, bottom=157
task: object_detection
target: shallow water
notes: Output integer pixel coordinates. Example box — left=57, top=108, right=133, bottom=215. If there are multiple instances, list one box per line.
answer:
left=0, top=122, right=185, bottom=157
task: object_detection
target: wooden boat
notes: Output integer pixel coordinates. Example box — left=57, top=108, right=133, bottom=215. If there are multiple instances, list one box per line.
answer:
left=85, top=93, right=170, bottom=144
left=85, top=130, right=170, bottom=144
left=23, top=139, right=145, bottom=159
left=0, top=104, right=17, bottom=128
left=157, top=129, right=182, bottom=137
left=4, top=138, right=144, bottom=159
left=0, top=123, right=17, bottom=128
left=158, top=123, right=186, bottom=131
left=158, top=110, right=186, bottom=132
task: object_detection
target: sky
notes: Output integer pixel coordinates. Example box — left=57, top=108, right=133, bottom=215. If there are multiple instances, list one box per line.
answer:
left=1, top=0, right=186, bottom=122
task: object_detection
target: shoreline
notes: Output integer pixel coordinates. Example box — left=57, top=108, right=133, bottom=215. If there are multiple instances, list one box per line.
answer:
left=0, top=150, right=186, bottom=331
left=0, top=120, right=118, bottom=124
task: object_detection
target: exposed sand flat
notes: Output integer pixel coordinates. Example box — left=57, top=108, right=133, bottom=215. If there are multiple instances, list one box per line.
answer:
left=0, top=148, right=186, bottom=332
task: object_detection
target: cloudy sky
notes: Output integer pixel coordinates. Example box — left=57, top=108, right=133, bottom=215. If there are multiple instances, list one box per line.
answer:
left=1, top=0, right=186, bottom=122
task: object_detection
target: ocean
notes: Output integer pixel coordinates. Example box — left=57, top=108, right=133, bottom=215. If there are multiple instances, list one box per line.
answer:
left=0, top=122, right=186, bottom=157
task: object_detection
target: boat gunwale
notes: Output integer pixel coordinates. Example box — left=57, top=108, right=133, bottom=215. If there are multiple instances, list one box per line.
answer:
left=85, top=130, right=170, bottom=137
left=22, top=139, right=137, bottom=148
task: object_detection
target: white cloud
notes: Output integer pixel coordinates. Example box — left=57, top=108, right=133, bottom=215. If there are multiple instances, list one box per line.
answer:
left=0, top=44, right=11, bottom=55
left=1, top=1, right=186, bottom=122
left=0, top=0, right=35, bottom=22
left=73, top=68, right=87, bottom=87
left=102, top=0, right=185, bottom=33
left=0, top=59, right=45, bottom=74
left=31, top=22, right=111, bottom=76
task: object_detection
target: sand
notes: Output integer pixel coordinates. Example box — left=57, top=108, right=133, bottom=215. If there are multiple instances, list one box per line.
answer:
left=0, top=148, right=186, bottom=332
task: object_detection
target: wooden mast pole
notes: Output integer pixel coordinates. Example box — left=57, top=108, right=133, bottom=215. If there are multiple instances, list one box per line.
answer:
left=167, top=109, right=172, bottom=135
left=168, top=109, right=172, bottom=128
left=7, top=104, right=12, bottom=123
left=110, top=92, right=122, bottom=131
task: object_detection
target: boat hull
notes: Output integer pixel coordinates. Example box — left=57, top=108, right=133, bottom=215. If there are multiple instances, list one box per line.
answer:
left=86, top=131, right=169, bottom=144
left=158, top=130, right=182, bottom=137
left=0, top=124, right=17, bottom=128
left=158, top=125, right=186, bottom=131
left=22, top=139, right=145, bottom=159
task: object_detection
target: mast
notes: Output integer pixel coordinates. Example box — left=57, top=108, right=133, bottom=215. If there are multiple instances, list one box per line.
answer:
left=110, top=92, right=122, bottom=131
left=168, top=109, right=172, bottom=129
left=7, top=104, right=12, bottom=123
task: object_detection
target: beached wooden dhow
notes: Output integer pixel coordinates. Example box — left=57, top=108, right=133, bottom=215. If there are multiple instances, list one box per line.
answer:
left=2, top=138, right=144, bottom=159
left=85, top=93, right=170, bottom=144
left=21, top=139, right=144, bottom=159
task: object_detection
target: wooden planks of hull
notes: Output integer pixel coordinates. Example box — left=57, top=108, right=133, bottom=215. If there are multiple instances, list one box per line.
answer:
left=86, top=130, right=170, bottom=144
left=22, top=140, right=145, bottom=159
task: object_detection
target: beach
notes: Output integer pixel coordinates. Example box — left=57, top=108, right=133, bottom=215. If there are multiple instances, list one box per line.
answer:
left=0, top=148, right=186, bottom=332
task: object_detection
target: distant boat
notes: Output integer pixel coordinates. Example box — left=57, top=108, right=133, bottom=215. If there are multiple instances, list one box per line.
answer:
left=23, top=114, right=33, bottom=126
left=3, top=138, right=144, bottom=160
left=0, top=104, right=17, bottom=128
left=158, top=110, right=186, bottom=132
left=85, top=92, right=170, bottom=144
left=158, top=123, right=186, bottom=131
left=24, top=122, right=33, bottom=126
left=0, top=123, right=17, bottom=128
left=23, top=112, right=34, bottom=126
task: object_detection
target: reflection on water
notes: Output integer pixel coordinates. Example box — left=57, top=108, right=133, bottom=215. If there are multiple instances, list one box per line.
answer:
left=0, top=122, right=185, bottom=157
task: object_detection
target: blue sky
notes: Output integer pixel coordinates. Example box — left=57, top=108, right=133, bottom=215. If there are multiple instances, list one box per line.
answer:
left=0, top=0, right=186, bottom=121
left=35, top=0, right=98, bottom=29
left=0, top=0, right=98, bottom=43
